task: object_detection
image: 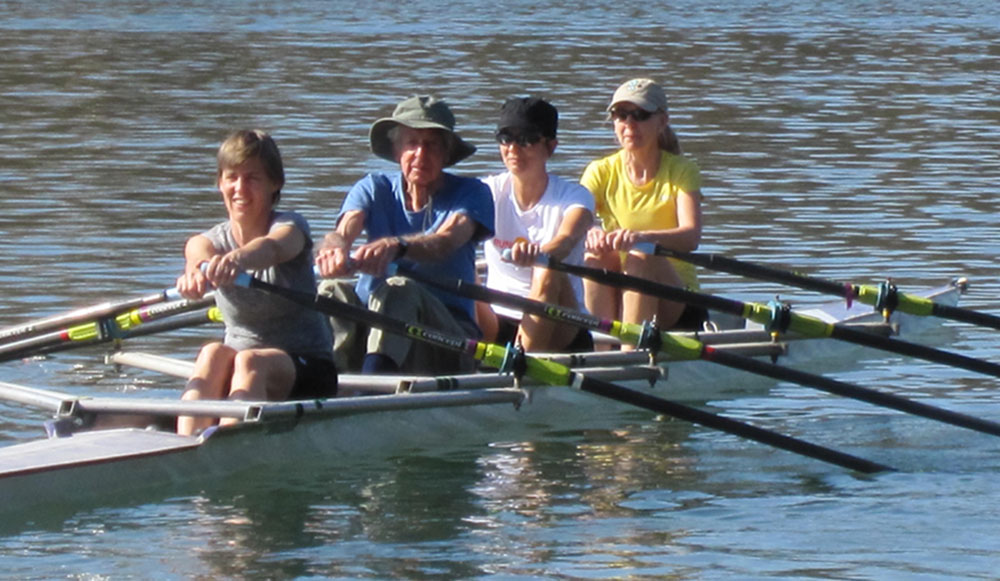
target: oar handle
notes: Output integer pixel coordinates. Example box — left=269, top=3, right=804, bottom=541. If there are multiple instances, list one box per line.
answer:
left=500, top=248, right=553, bottom=268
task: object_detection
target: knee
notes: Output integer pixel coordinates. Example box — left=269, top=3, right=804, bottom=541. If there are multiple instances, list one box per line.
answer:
left=584, top=250, right=619, bottom=271
left=529, top=268, right=562, bottom=299
left=318, top=278, right=360, bottom=304
left=623, top=252, right=677, bottom=283
left=232, top=350, right=266, bottom=374
left=196, top=342, right=235, bottom=366
left=369, top=276, right=418, bottom=309
left=622, top=250, right=653, bottom=270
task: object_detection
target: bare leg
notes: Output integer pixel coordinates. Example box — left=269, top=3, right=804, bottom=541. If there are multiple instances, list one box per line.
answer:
left=517, top=267, right=580, bottom=352
left=583, top=251, right=622, bottom=350
left=178, top=342, right=236, bottom=436
left=621, top=251, right=686, bottom=338
left=221, top=348, right=297, bottom=427
left=476, top=300, right=499, bottom=343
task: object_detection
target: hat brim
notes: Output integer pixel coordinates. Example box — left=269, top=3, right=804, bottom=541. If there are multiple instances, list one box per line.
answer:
left=606, top=98, right=661, bottom=113
left=369, top=118, right=476, bottom=168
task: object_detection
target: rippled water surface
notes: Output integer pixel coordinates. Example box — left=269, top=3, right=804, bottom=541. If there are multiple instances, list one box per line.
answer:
left=2, top=0, right=1000, bottom=577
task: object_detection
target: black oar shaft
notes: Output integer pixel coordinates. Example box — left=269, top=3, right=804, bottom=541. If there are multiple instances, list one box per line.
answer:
left=661, top=249, right=849, bottom=296
left=395, top=264, right=613, bottom=332
left=703, top=347, right=1000, bottom=438
left=250, top=276, right=891, bottom=473
left=544, top=257, right=1000, bottom=380
left=828, top=324, right=1000, bottom=378
left=572, top=372, right=892, bottom=474
left=543, top=259, right=748, bottom=317
left=662, top=248, right=1000, bottom=332
left=933, top=302, right=1000, bottom=331
left=400, top=266, right=1000, bottom=440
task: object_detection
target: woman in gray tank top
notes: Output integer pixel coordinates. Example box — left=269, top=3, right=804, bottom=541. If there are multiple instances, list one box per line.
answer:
left=174, top=130, right=336, bottom=436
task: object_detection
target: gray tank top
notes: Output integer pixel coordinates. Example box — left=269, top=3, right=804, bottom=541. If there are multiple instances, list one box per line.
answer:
left=202, top=211, right=333, bottom=360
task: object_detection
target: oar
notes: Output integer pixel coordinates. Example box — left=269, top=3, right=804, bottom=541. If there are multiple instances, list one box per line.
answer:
left=656, top=247, right=1000, bottom=331
left=535, top=255, right=1000, bottom=380
left=394, top=265, right=1000, bottom=440
left=239, top=274, right=891, bottom=473
left=0, top=285, right=184, bottom=344
left=0, top=297, right=218, bottom=363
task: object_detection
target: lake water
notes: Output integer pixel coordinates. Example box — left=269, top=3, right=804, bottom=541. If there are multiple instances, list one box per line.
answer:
left=2, top=0, right=1000, bottom=577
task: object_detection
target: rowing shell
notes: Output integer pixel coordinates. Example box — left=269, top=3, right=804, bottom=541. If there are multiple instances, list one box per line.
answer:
left=0, top=279, right=965, bottom=515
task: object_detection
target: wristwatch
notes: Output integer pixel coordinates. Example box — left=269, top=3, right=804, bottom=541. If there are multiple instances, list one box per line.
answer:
left=394, top=236, right=409, bottom=259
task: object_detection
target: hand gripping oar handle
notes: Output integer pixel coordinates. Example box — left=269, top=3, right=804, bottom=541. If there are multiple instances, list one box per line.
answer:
left=532, top=253, right=1000, bottom=381
left=396, top=264, right=1000, bottom=441
left=238, top=273, right=892, bottom=473
left=657, top=247, right=1000, bottom=331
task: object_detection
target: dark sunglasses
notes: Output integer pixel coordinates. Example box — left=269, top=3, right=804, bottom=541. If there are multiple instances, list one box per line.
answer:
left=609, top=108, right=654, bottom=122
left=495, top=131, right=544, bottom=146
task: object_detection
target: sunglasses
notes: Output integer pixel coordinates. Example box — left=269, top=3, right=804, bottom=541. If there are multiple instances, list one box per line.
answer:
left=609, top=108, right=655, bottom=122
left=495, top=131, right=544, bottom=147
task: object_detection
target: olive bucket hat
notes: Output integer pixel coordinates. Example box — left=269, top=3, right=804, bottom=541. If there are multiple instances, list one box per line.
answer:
left=369, top=95, right=477, bottom=167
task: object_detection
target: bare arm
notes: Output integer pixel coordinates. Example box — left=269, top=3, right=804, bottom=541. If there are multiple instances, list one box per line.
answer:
left=230, top=224, right=306, bottom=271
left=399, top=212, right=478, bottom=262
left=175, top=234, right=218, bottom=299
left=348, top=212, right=480, bottom=277
left=598, top=189, right=702, bottom=253
left=634, top=189, right=702, bottom=252
left=176, top=224, right=306, bottom=297
left=510, top=206, right=594, bottom=265
left=315, top=210, right=366, bottom=277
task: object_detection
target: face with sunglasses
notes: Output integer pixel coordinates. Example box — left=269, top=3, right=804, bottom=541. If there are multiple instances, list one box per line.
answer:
left=609, top=104, right=666, bottom=152
left=495, top=130, right=545, bottom=147
left=495, top=130, right=554, bottom=175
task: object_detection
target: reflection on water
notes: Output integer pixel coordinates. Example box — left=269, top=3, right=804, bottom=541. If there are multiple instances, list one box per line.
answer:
left=2, top=0, right=1000, bottom=577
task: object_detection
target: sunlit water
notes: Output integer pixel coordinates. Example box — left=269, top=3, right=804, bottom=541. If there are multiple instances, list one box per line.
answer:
left=1, top=0, right=1000, bottom=577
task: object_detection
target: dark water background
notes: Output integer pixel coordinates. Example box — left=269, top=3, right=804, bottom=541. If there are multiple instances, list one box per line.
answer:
left=1, top=0, right=1000, bottom=577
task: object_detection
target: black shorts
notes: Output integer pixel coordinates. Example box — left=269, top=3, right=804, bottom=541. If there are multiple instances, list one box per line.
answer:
left=288, top=354, right=338, bottom=400
left=674, top=304, right=709, bottom=331
left=495, top=316, right=594, bottom=353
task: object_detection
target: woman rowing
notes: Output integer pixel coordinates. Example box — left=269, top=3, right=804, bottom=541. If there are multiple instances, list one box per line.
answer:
left=174, top=129, right=336, bottom=436
left=479, top=97, right=595, bottom=352
left=581, top=78, right=707, bottom=338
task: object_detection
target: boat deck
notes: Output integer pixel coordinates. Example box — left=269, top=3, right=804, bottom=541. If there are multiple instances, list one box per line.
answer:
left=1, top=428, right=200, bottom=479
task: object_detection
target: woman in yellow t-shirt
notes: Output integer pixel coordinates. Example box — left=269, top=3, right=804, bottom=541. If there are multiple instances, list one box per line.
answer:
left=581, top=78, right=706, bottom=336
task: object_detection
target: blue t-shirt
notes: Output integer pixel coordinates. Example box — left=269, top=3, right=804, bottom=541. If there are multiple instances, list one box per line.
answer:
left=339, top=171, right=495, bottom=323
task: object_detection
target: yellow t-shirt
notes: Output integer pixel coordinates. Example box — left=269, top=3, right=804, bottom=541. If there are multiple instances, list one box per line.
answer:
left=581, top=150, right=703, bottom=290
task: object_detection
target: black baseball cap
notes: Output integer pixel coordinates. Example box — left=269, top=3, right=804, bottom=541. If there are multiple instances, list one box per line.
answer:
left=496, top=97, right=558, bottom=139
